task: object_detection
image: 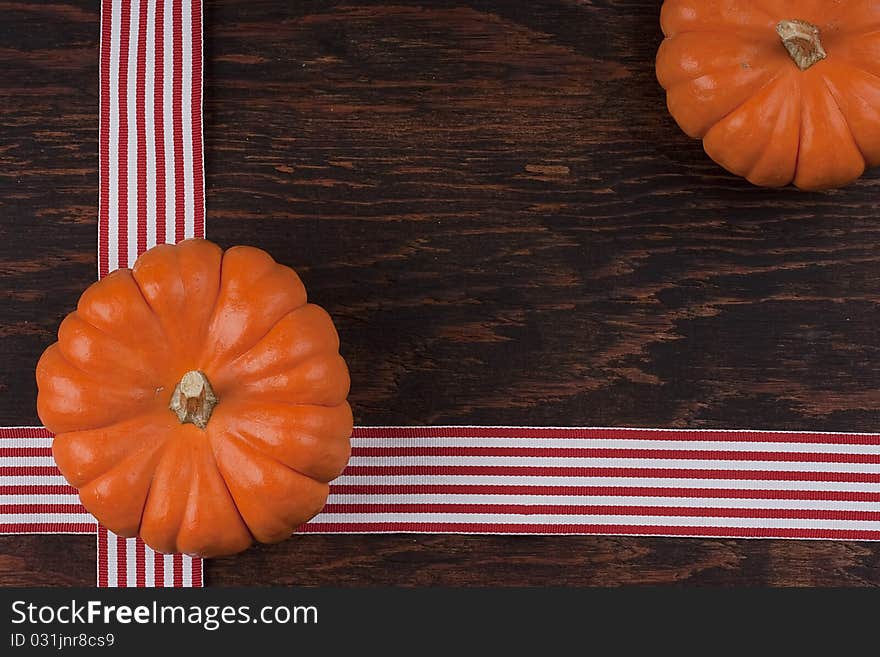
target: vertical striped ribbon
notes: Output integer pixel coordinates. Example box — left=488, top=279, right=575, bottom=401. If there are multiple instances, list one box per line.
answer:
left=3, top=0, right=880, bottom=591
left=96, top=0, right=204, bottom=586
left=99, top=0, right=203, bottom=277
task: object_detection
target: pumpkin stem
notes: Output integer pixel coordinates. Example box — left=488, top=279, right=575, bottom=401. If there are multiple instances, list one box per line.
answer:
left=169, top=370, right=217, bottom=429
left=777, top=20, right=827, bottom=71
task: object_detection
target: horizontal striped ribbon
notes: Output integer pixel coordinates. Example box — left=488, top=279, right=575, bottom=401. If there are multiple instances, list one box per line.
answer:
left=5, top=427, right=880, bottom=546
left=3, top=0, right=880, bottom=588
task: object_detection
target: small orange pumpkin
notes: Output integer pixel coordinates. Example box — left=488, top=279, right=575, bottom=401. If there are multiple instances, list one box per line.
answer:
left=36, top=239, right=352, bottom=557
left=656, top=0, right=880, bottom=190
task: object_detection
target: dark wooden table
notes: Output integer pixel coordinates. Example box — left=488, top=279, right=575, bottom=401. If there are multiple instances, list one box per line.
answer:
left=2, top=0, right=880, bottom=587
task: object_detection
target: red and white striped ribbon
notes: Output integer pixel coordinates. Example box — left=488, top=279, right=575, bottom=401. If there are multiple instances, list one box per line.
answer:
left=97, top=0, right=205, bottom=586
left=6, top=426, right=880, bottom=545
left=0, top=428, right=93, bottom=535
left=99, top=0, right=204, bottom=277
left=305, top=427, right=880, bottom=539
left=97, top=533, right=203, bottom=587
left=3, top=0, right=880, bottom=589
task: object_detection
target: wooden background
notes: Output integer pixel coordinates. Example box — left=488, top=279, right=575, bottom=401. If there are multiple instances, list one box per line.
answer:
left=2, top=0, right=880, bottom=586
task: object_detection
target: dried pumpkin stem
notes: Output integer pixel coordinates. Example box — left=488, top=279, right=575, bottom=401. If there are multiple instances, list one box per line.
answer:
left=777, top=19, right=827, bottom=71
left=169, top=370, right=217, bottom=429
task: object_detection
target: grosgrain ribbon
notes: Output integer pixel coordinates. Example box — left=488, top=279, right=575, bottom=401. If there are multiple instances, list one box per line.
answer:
left=3, top=0, right=880, bottom=588
left=97, top=0, right=205, bottom=587
left=5, top=426, right=880, bottom=560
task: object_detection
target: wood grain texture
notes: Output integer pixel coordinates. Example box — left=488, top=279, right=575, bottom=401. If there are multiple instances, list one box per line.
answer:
left=0, top=0, right=99, bottom=422
left=1, top=0, right=880, bottom=587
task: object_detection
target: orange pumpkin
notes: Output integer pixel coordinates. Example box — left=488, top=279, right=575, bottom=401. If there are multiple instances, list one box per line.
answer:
left=36, top=239, right=352, bottom=557
left=656, top=0, right=880, bottom=190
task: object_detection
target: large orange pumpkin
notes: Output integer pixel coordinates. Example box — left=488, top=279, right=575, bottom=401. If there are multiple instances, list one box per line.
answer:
left=656, top=0, right=880, bottom=190
left=36, top=239, right=352, bottom=557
